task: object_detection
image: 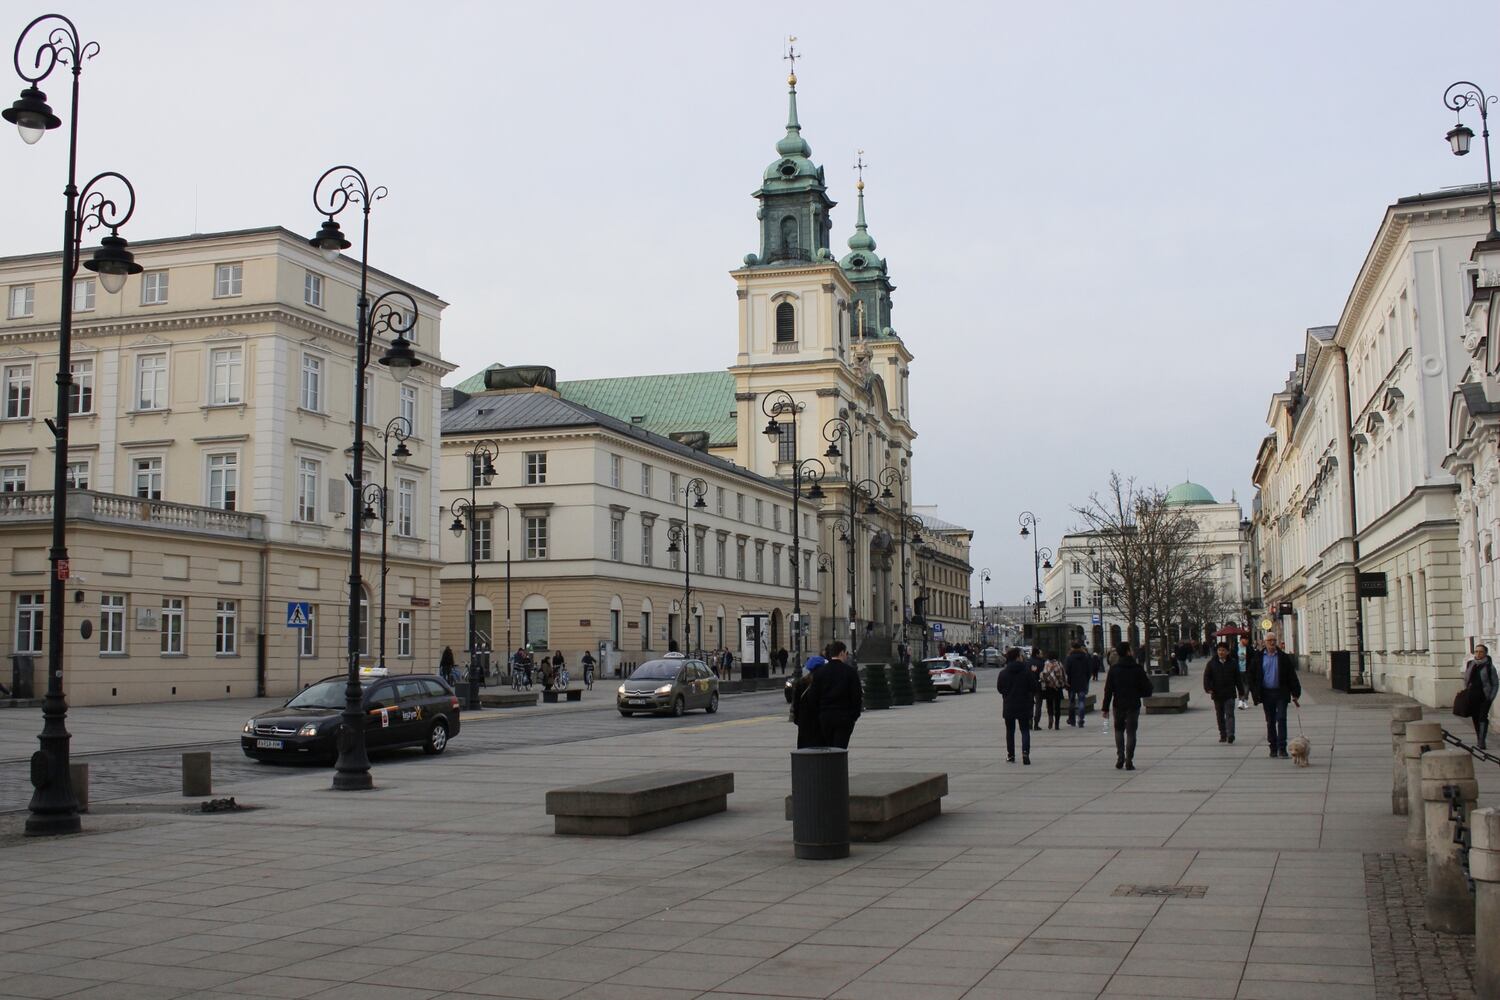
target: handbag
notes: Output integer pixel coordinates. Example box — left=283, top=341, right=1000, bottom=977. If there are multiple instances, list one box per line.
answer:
left=1453, top=688, right=1471, bottom=719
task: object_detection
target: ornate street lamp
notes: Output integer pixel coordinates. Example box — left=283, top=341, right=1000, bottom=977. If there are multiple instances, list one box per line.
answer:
left=979, top=568, right=991, bottom=647
left=358, top=416, right=413, bottom=671
left=308, top=165, right=422, bottom=791
left=1444, top=80, right=1500, bottom=241
left=9, top=14, right=146, bottom=837
left=665, top=477, right=708, bottom=655
left=448, top=440, right=499, bottom=711
left=762, top=391, right=826, bottom=667
left=1018, top=511, right=1051, bottom=621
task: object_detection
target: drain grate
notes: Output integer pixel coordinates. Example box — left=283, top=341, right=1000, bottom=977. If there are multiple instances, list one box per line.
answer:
left=1113, top=884, right=1208, bottom=898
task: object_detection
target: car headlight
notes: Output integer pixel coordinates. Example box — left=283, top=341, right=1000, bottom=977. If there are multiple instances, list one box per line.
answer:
left=655, top=684, right=673, bottom=696
left=297, top=723, right=320, bottom=737
left=242, top=720, right=254, bottom=734
left=617, top=684, right=627, bottom=695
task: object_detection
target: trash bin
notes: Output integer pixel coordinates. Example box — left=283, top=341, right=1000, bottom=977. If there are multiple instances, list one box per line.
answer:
left=454, top=681, right=471, bottom=704
left=790, top=747, right=849, bottom=860
left=10, top=655, right=34, bottom=699
left=1330, top=651, right=1351, bottom=692
left=1149, top=672, right=1170, bottom=695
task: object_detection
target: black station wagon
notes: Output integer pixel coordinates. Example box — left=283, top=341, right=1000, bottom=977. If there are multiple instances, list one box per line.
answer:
left=241, top=670, right=461, bottom=763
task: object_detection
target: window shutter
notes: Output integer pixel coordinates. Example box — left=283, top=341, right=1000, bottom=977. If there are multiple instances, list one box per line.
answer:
left=775, top=302, right=795, bottom=342
left=327, top=478, right=345, bottom=515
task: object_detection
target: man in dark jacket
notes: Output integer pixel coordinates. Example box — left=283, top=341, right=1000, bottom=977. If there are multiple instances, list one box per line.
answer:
left=790, top=655, right=827, bottom=748
left=806, top=641, right=862, bottom=749
left=996, top=648, right=1040, bottom=765
left=1064, top=641, right=1094, bottom=728
left=1203, top=641, right=1247, bottom=743
left=1027, top=649, right=1047, bottom=729
left=1101, top=642, right=1155, bottom=770
left=1246, top=633, right=1301, bottom=759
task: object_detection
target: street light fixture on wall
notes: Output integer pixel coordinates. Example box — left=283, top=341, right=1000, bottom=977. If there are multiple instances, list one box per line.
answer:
left=1444, top=80, right=1500, bottom=241
left=665, top=476, right=707, bottom=655
left=8, top=13, right=146, bottom=837
left=448, top=440, right=499, bottom=712
left=307, top=165, right=421, bottom=792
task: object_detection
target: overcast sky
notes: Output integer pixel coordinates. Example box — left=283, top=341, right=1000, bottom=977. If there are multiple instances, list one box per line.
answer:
left=4, top=1, right=1498, bottom=603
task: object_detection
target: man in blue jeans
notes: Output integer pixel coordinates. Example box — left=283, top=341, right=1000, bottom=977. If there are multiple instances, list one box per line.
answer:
left=1247, top=633, right=1301, bottom=759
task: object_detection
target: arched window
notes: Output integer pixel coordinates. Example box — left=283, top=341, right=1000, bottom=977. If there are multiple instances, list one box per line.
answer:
left=775, top=302, right=795, bottom=343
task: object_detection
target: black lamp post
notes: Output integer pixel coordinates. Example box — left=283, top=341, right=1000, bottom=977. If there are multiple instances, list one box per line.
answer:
left=1018, top=511, right=1051, bottom=621
left=763, top=392, right=826, bottom=667
left=822, top=416, right=858, bottom=641
left=1444, top=81, right=1500, bottom=242
left=913, top=570, right=929, bottom=659
left=665, top=477, right=708, bottom=655
left=308, top=165, right=422, bottom=791
left=874, top=466, right=924, bottom=656
left=448, top=440, right=499, bottom=711
left=9, top=14, right=146, bottom=837
left=978, top=568, right=991, bottom=648
left=358, top=415, right=412, bottom=671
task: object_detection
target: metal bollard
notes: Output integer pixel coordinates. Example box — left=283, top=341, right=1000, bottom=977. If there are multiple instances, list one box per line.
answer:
left=1470, top=807, right=1499, bottom=999
left=69, top=762, right=88, bottom=813
left=1391, top=705, right=1422, bottom=815
left=790, top=748, right=849, bottom=860
left=1404, top=720, right=1445, bottom=854
left=1420, top=750, right=1478, bottom=934
left=182, top=751, right=212, bottom=797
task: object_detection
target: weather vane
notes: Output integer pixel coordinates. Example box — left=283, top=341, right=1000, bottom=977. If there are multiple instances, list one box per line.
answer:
left=784, top=36, right=799, bottom=83
left=854, top=149, right=866, bottom=188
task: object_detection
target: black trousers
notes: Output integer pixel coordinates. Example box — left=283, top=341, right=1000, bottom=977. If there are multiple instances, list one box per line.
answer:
left=1472, top=696, right=1492, bottom=748
left=1005, top=715, right=1031, bottom=758
left=1042, top=689, right=1063, bottom=727
left=1113, top=706, right=1140, bottom=761
left=820, top=716, right=855, bottom=750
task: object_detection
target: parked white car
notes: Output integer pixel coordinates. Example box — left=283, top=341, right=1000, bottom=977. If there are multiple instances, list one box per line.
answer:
left=924, top=656, right=977, bottom=693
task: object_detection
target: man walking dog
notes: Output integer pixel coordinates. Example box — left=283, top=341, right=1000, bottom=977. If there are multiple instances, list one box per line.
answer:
left=1247, top=632, right=1301, bottom=759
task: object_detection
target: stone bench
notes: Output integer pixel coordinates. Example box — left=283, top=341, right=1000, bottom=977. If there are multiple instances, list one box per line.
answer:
left=542, top=688, right=583, bottom=704
left=479, top=691, right=538, bottom=708
left=784, top=772, right=948, bottom=842
left=546, top=770, right=734, bottom=836
left=1143, top=691, right=1190, bottom=714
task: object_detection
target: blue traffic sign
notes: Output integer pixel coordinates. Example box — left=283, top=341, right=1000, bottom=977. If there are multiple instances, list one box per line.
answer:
left=931, top=622, right=945, bottom=635
left=286, top=602, right=311, bottom=629
left=1092, top=615, right=1102, bottom=625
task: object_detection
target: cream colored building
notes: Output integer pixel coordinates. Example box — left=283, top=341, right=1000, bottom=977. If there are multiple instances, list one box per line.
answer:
left=0, top=227, right=452, bottom=705
left=910, top=506, right=974, bottom=646
left=439, top=367, right=815, bottom=673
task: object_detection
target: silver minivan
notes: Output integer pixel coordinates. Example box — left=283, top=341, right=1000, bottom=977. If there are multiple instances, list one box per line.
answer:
left=616, top=653, right=720, bottom=717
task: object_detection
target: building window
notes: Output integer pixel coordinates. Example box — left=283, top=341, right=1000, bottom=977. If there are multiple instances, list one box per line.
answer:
left=358, top=591, right=370, bottom=657
left=609, top=454, right=622, bottom=489
left=396, top=610, right=412, bottom=658
left=641, top=520, right=653, bottom=567
left=207, top=453, right=238, bottom=511
left=0, top=465, right=27, bottom=492
left=736, top=493, right=745, bottom=520
left=359, top=372, right=374, bottom=426
left=694, top=533, right=705, bottom=575
left=1073, top=590, right=1082, bottom=608
left=670, top=472, right=680, bottom=498
left=716, top=536, right=726, bottom=576
left=300, top=606, right=317, bottom=657
left=525, top=609, right=549, bottom=649
left=296, top=457, right=319, bottom=521
left=136, top=353, right=167, bottom=410
left=15, top=594, right=43, bottom=654
left=73, top=279, right=95, bottom=313
left=471, top=516, right=492, bottom=561
left=773, top=548, right=781, bottom=586
left=716, top=487, right=725, bottom=516
left=773, top=505, right=782, bottom=531
left=304, top=271, right=323, bottom=308
left=669, top=529, right=682, bottom=571
left=803, top=550, right=811, bottom=586
left=3, top=365, right=31, bottom=418
left=64, top=461, right=88, bottom=490
left=525, top=515, right=548, bottom=559
left=1073, top=561, right=1081, bottom=574
left=736, top=540, right=746, bottom=580
left=755, top=543, right=764, bottom=583
left=210, top=348, right=243, bottom=405
left=214, top=600, right=237, bottom=655
left=214, top=262, right=243, bottom=298
left=68, top=359, right=93, bottom=414
left=300, top=354, right=323, bottom=411
left=640, top=463, right=652, bottom=497
left=397, top=478, right=415, bottom=536
left=400, top=385, right=417, bottom=434
left=469, top=454, right=487, bottom=488
left=133, top=457, right=163, bottom=500
left=100, top=594, right=125, bottom=654
left=777, top=423, right=795, bottom=463
left=161, top=598, right=184, bottom=655
left=775, top=301, right=795, bottom=342
left=640, top=611, right=651, bottom=651
left=8, top=284, right=35, bottom=318
left=525, top=451, right=547, bottom=485
left=755, top=499, right=764, bottom=526
left=141, top=270, right=169, bottom=305
left=610, top=515, right=623, bottom=561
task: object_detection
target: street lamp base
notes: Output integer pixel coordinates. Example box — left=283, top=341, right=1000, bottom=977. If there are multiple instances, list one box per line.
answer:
left=332, top=769, right=374, bottom=792
left=24, top=808, right=81, bottom=837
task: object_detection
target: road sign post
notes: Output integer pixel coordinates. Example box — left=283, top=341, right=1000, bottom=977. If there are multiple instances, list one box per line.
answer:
left=286, top=602, right=311, bottom=690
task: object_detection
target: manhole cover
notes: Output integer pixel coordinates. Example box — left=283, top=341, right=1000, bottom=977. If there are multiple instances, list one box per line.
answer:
left=1113, top=884, right=1207, bottom=898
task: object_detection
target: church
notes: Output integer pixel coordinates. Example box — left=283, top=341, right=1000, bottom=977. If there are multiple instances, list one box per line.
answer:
left=446, top=56, right=972, bottom=665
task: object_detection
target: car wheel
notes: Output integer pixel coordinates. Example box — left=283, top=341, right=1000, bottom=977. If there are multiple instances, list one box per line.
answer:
left=619, top=709, right=633, bottom=717
left=706, top=692, right=719, bottom=714
left=671, top=696, right=685, bottom=718
left=423, top=719, right=449, bottom=755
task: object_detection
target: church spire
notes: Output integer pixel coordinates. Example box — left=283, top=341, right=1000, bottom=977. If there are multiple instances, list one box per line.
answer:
left=840, top=151, right=895, bottom=337
left=847, top=151, right=876, bottom=253
left=776, top=37, right=811, bottom=158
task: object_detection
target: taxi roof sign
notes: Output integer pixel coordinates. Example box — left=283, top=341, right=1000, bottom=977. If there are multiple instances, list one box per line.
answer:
left=358, top=665, right=389, bottom=678
left=662, top=651, right=686, bottom=658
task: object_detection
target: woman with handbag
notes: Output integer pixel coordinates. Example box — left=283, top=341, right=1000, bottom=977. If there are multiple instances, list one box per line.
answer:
left=1463, top=645, right=1497, bottom=750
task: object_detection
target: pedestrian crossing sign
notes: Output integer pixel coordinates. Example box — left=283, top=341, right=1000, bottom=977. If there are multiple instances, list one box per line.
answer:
left=286, top=602, right=311, bottom=629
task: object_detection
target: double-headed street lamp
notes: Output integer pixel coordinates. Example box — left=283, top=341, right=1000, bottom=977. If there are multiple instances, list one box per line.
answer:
left=874, top=466, right=924, bottom=656
left=307, top=165, right=422, bottom=792
left=449, top=440, right=500, bottom=712
left=10, top=13, right=146, bottom=837
left=1018, top=511, right=1052, bottom=621
left=762, top=391, right=826, bottom=667
left=978, top=568, right=991, bottom=646
left=1444, top=80, right=1500, bottom=242
left=823, top=416, right=858, bottom=636
left=356, top=416, right=412, bottom=671
left=665, top=477, right=707, bottom=655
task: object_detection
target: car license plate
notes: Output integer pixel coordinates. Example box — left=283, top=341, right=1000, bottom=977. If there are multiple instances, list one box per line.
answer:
left=629, top=698, right=650, bottom=705
left=255, top=739, right=283, bottom=749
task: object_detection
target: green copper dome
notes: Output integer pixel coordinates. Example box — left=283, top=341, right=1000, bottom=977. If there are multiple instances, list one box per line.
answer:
left=1164, top=481, right=1217, bottom=506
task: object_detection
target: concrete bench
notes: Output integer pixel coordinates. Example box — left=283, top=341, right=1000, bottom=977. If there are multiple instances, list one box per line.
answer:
left=784, top=771, right=948, bottom=842
left=542, top=688, right=583, bottom=704
left=546, top=770, right=734, bottom=836
left=1143, top=691, right=1190, bottom=714
left=479, top=691, right=538, bottom=708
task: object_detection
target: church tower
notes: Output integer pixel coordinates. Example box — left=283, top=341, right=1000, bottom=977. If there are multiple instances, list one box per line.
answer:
left=744, top=54, right=837, bottom=267
left=839, top=158, right=896, bottom=340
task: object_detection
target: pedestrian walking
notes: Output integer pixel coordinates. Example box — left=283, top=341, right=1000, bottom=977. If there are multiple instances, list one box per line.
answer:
left=1027, top=648, right=1047, bottom=730
left=997, top=648, right=1039, bottom=764
left=1246, top=632, right=1301, bottom=759
left=1463, top=644, right=1497, bottom=750
left=1203, top=641, right=1247, bottom=743
left=789, top=652, right=827, bottom=747
left=1041, top=655, right=1066, bottom=729
left=1064, top=641, right=1093, bottom=727
left=721, top=648, right=734, bottom=680
left=439, top=646, right=457, bottom=688
left=1101, top=641, right=1154, bottom=770
left=805, top=641, right=862, bottom=749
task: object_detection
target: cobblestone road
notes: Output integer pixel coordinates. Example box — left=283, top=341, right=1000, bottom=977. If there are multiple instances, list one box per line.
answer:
left=1366, top=851, right=1477, bottom=1000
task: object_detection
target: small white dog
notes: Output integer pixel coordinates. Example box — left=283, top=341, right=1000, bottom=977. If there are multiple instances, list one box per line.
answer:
left=1289, top=734, right=1311, bottom=767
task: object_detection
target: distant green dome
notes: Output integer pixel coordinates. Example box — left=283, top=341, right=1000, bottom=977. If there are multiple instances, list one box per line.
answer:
left=1165, top=481, right=1216, bottom=506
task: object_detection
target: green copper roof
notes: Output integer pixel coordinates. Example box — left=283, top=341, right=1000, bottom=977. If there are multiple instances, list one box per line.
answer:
left=1164, top=481, right=1217, bottom=506
left=454, top=367, right=738, bottom=449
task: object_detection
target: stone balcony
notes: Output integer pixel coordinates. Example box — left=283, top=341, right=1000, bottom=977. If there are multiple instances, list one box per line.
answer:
left=0, top=490, right=267, bottom=541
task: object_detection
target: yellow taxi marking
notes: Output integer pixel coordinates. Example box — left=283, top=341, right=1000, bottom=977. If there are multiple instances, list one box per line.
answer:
left=671, top=714, right=781, bottom=734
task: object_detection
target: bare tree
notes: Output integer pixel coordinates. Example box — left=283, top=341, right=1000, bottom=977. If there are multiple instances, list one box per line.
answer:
left=1073, top=473, right=1147, bottom=656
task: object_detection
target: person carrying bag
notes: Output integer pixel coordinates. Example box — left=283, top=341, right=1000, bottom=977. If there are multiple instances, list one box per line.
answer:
left=1461, top=644, right=1497, bottom=750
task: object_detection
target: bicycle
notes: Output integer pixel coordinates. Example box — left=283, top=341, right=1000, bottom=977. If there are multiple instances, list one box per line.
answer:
left=583, top=663, right=594, bottom=691
left=511, top=663, right=532, bottom=691
left=554, top=667, right=570, bottom=690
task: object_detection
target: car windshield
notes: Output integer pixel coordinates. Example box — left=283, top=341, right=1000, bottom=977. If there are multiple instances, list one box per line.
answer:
left=285, top=680, right=359, bottom=709
left=629, top=660, right=682, bottom=681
